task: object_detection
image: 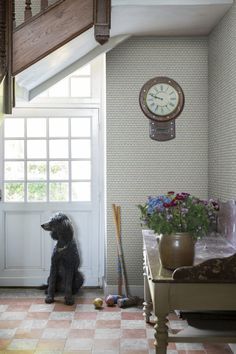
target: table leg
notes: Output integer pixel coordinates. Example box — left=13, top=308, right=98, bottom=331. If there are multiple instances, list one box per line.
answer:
left=143, top=254, right=152, bottom=323
left=154, top=313, right=168, bottom=354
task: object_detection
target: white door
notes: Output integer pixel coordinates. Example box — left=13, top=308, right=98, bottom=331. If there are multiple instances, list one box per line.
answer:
left=0, top=108, right=102, bottom=287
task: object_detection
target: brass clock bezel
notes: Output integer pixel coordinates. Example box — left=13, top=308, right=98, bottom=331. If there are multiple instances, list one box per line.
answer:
left=139, top=76, right=185, bottom=122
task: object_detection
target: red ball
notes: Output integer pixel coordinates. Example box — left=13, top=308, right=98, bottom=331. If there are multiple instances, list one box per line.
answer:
left=105, top=295, right=115, bottom=306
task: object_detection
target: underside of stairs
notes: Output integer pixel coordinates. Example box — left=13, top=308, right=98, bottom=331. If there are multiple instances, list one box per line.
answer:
left=0, top=0, right=111, bottom=114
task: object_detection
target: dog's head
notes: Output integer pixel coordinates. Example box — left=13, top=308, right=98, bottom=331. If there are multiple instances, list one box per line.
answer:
left=41, top=212, right=73, bottom=241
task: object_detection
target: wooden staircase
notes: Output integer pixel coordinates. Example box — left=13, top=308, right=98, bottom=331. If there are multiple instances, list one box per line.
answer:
left=0, top=0, right=111, bottom=114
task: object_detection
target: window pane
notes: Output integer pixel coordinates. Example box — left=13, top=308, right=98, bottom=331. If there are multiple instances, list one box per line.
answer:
left=5, top=162, right=24, bottom=180
left=27, top=118, right=46, bottom=137
left=72, top=161, right=91, bottom=180
left=27, top=140, right=46, bottom=158
left=71, top=139, right=91, bottom=158
left=27, top=161, right=46, bottom=180
left=49, top=140, right=68, bottom=158
left=4, top=119, right=24, bottom=137
left=73, top=64, right=91, bottom=76
left=71, top=118, right=91, bottom=137
left=48, top=78, right=69, bottom=97
left=72, top=182, right=91, bottom=201
left=5, top=140, right=24, bottom=159
left=70, top=77, right=91, bottom=97
left=49, top=182, right=68, bottom=201
left=50, top=161, right=68, bottom=180
left=4, top=183, right=24, bottom=202
left=49, top=118, right=68, bottom=137
left=27, top=183, right=46, bottom=202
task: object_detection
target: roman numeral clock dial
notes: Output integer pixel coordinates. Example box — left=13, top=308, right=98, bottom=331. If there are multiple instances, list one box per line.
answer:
left=139, top=77, right=185, bottom=141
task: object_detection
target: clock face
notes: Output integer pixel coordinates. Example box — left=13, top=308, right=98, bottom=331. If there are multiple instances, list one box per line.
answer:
left=146, top=83, right=179, bottom=116
left=139, top=77, right=185, bottom=122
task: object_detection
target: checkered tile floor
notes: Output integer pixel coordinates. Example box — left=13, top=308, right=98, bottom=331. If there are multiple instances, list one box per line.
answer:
left=0, top=288, right=234, bottom=353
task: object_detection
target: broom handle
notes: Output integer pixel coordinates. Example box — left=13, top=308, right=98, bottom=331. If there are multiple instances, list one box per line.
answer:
left=116, top=206, right=122, bottom=296
left=112, top=204, right=129, bottom=298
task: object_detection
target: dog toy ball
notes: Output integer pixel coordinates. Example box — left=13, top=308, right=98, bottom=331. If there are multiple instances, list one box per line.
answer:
left=93, top=297, right=103, bottom=309
left=105, top=295, right=115, bottom=307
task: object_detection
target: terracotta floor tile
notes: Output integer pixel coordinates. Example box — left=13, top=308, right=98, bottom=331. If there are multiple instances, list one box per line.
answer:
left=121, top=328, right=147, bottom=338
left=1, top=351, right=35, bottom=354
left=15, top=328, right=42, bottom=339
left=54, top=303, right=77, bottom=312
left=63, top=350, right=91, bottom=354
left=47, top=320, right=72, bottom=328
left=77, top=298, right=94, bottom=304
left=0, top=320, right=21, bottom=329
left=26, top=312, right=50, bottom=320
left=96, top=319, right=121, bottom=328
left=0, top=289, right=234, bottom=354
left=7, top=304, right=31, bottom=312
left=0, top=339, right=11, bottom=349
left=103, top=306, right=121, bottom=312
left=121, top=312, right=144, bottom=320
left=183, top=351, right=205, bottom=354
left=68, top=328, right=95, bottom=338
left=74, top=311, right=97, bottom=320
left=63, top=351, right=91, bottom=354
left=120, top=350, right=149, bottom=354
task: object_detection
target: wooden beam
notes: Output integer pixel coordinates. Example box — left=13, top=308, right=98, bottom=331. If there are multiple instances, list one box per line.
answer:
left=13, top=0, right=94, bottom=75
left=94, top=0, right=111, bottom=45
left=4, top=0, right=14, bottom=114
left=0, top=0, right=6, bottom=83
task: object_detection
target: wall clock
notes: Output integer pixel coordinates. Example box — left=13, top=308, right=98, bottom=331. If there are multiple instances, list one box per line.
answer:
left=139, top=76, right=185, bottom=122
left=139, top=76, right=185, bottom=141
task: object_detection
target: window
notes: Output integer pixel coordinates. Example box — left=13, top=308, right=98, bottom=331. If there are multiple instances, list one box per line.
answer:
left=38, top=64, right=91, bottom=98
left=3, top=116, right=92, bottom=202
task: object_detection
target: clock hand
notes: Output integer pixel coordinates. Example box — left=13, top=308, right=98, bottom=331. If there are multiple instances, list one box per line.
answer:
left=149, top=93, right=163, bottom=100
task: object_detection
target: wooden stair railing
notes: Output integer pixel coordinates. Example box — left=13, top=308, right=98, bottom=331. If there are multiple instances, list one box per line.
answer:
left=13, top=0, right=111, bottom=76
left=0, top=0, right=14, bottom=115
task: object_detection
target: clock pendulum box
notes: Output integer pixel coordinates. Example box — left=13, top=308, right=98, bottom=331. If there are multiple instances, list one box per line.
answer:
left=139, top=76, right=185, bottom=141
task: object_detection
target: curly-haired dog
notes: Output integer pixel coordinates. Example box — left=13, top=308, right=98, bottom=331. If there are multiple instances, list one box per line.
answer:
left=41, top=212, right=84, bottom=305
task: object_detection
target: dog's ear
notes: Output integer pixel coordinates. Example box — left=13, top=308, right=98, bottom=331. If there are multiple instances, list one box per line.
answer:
left=58, top=218, right=74, bottom=242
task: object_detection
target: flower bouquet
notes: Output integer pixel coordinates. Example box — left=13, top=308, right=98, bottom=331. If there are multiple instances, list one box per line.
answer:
left=138, top=192, right=219, bottom=239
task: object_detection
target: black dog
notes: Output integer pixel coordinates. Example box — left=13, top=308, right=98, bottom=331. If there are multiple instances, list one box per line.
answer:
left=41, top=212, right=84, bottom=305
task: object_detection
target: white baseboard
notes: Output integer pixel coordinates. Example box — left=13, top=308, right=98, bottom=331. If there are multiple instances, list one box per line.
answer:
left=103, top=282, right=144, bottom=298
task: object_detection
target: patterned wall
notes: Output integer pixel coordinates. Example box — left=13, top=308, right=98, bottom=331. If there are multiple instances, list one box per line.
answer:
left=15, top=0, right=57, bottom=27
left=106, top=37, right=208, bottom=286
left=209, top=3, right=236, bottom=201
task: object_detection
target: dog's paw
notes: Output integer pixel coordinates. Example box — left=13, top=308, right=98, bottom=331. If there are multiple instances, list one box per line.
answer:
left=45, top=296, right=54, bottom=304
left=64, top=296, right=74, bottom=306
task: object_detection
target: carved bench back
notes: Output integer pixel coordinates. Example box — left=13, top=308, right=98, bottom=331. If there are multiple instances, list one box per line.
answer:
left=218, top=200, right=236, bottom=248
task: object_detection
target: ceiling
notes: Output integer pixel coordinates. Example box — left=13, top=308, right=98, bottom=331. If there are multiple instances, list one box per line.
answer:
left=15, top=0, right=233, bottom=101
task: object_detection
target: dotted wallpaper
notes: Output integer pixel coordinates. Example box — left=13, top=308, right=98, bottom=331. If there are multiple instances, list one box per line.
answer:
left=209, top=2, right=236, bottom=201
left=106, top=37, right=208, bottom=286
left=15, top=0, right=57, bottom=27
